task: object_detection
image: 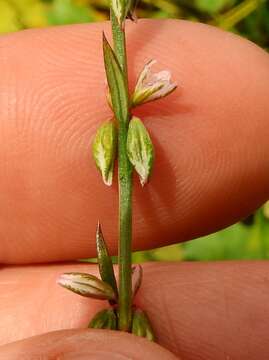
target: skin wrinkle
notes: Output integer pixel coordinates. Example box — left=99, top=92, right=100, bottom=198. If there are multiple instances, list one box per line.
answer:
left=59, top=350, right=133, bottom=359
left=159, top=282, right=180, bottom=356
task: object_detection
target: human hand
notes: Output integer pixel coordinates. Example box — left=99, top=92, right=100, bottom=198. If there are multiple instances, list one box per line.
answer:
left=0, top=19, right=268, bottom=359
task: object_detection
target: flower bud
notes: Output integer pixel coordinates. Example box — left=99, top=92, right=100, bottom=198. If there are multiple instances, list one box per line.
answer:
left=132, top=264, right=143, bottom=299
left=132, top=308, right=155, bottom=342
left=57, top=272, right=116, bottom=301
left=131, top=60, right=177, bottom=107
left=111, top=0, right=131, bottom=25
left=127, top=117, right=154, bottom=186
left=89, top=308, right=117, bottom=330
left=92, top=120, right=117, bottom=186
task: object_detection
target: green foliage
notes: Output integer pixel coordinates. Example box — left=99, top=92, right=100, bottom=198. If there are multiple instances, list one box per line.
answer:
left=131, top=205, right=269, bottom=262
left=47, top=0, right=95, bottom=25
left=0, top=0, right=268, bottom=48
left=0, top=0, right=267, bottom=46
left=195, top=0, right=236, bottom=14
left=103, top=34, right=129, bottom=124
left=183, top=223, right=253, bottom=261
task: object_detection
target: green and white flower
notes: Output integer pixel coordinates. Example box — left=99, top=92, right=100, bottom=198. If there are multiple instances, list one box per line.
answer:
left=131, top=60, right=177, bottom=106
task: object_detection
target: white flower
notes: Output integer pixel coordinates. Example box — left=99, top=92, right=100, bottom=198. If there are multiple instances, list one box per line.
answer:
left=131, top=60, right=177, bottom=107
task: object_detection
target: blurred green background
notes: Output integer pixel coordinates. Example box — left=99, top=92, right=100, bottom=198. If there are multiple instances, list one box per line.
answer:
left=1, top=0, right=268, bottom=262
left=0, top=0, right=268, bottom=48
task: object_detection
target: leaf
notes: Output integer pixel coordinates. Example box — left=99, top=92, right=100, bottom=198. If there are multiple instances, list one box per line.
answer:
left=215, top=0, right=263, bottom=30
left=102, top=33, right=129, bottom=124
left=96, top=222, right=118, bottom=297
left=195, top=0, right=235, bottom=14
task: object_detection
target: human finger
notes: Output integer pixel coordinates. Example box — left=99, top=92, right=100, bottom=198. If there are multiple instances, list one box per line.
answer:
left=0, top=262, right=269, bottom=359
left=0, top=20, right=268, bottom=263
left=0, top=329, right=178, bottom=359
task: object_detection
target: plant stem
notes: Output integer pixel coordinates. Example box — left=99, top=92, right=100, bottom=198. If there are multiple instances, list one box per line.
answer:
left=111, top=13, right=128, bottom=84
left=256, top=207, right=267, bottom=259
left=111, top=11, right=133, bottom=331
left=214, top=0, right=263, bottom=30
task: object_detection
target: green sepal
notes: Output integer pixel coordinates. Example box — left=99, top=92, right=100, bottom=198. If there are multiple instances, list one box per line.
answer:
left=103, top=33, right=129, bottom=125
left=132, top=264, right=143, bottom=299
left=89, top=308, right=117, bottom=330
left=132, top=308, right=156, bottom=342
left=92, top=120, right=117, bottom=186
left=127, top=117, right=154, bottom=186
left=96, top=222, right=118, bottom=299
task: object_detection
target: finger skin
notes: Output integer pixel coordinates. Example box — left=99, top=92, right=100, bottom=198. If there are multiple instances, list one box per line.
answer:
left=0, top=329, right=178, bottom=360
left=1, top=262, right=269, bottom=359
left=0, top=20, right=269, bottom=263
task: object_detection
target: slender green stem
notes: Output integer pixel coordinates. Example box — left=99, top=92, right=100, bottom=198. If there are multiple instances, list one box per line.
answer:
left=111, top=13, right=128, bottom=84
left=256, top=207, right=267, bottom=259
left=111, top=10, right=133, bottom=331
left=214, top=0, right=263, bottom=30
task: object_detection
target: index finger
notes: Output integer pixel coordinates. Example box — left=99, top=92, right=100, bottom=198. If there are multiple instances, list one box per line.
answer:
left=0, top=19, right=269, bottom=264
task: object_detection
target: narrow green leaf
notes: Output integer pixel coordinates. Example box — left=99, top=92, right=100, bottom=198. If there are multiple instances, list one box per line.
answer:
left=96, top=222, right=118, bottom=298
left=102, top=33, right=129, bottom=124
left=214, top=0, right=262, bottom=30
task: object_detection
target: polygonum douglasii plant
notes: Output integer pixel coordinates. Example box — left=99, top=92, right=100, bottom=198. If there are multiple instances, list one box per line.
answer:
left=57, top=0, right=177, bottom=340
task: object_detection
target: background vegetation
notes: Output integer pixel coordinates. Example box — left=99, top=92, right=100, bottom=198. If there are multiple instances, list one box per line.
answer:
left=1, top=0, right=268, bottom=262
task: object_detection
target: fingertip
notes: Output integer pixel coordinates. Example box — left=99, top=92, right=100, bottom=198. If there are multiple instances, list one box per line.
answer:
left=0, top=329, right=178, bottom=359
left=0, top=20, right=268, bottom=263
